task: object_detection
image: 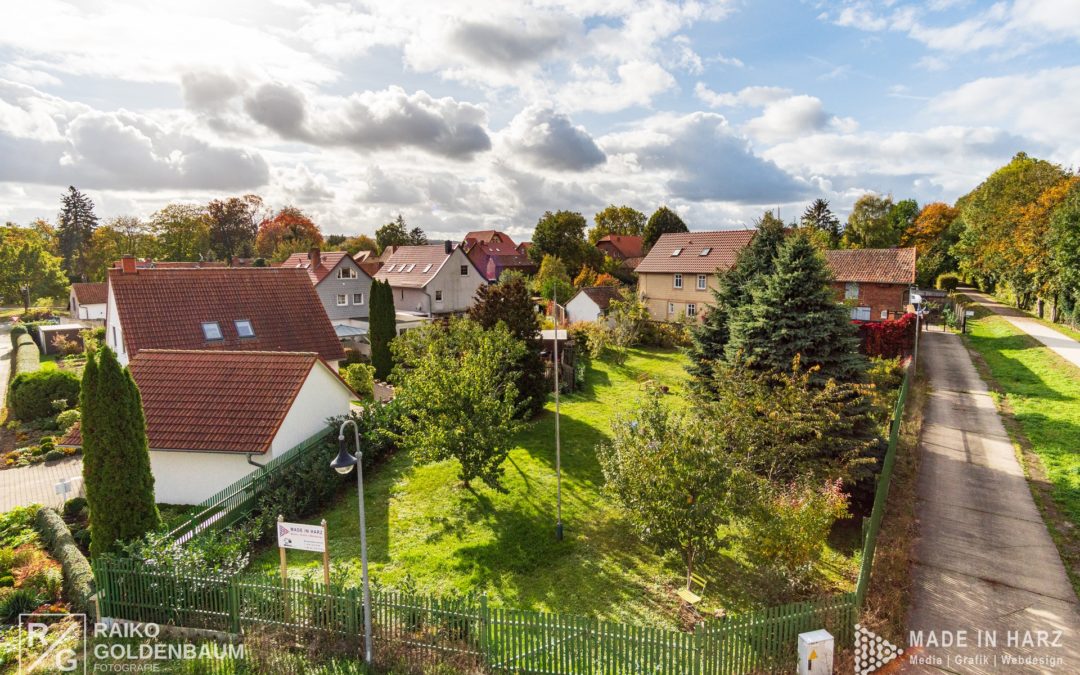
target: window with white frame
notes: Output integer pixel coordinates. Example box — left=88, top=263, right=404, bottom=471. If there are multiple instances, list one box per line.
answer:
left=845, top=282, right=859, bottom=300
left=234, top=320, right=254, bottom=338
left=353, top=293, right=364, bottom=305
left=687, top=303, right=697, bottom=317
left=851, top=306, right=871, bottom=321
left=880, top=309, right=888, bottom=320
left=671, top=248, right=683, bottom=257
left=201, top=321, right=223, bottom=340
left=673, top=273, right=683, bottom=289
left=337, top=268, right=357, bottom=279
left=336, top=294, right=347, bottom=306
left=697, top=274, right=707, bottom=290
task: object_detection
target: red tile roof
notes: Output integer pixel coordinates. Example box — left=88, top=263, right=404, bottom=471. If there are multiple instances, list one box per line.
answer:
left=464, top=230, right=517, bottom=247
left=277, top=251, right=365, bottom=284
left=108, top=267, right=345, bottom=362
left=375, top=244, right=477, bottom=288
left=597, top=235, right=644, bottom=260
left=571, top=286, right=623, bottom=312
left=635, top=230, right=756, bottom=274
left=824, top=248, right=916, bottom=285
left=71, top=282, right=107, bottom=305
left=60, top=350, right=348, bottom=454
left=464, top=237, right=536, bottom=282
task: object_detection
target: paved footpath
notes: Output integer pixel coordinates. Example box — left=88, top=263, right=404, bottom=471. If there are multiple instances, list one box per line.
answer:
left=905, top=331, right=1080, bottom=673
left=0, top=324, right=83, bottom=511
left=965, top=290, right=1080, bottom=370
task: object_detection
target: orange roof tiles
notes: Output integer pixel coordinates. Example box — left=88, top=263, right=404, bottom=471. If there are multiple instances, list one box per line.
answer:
left=60, top=350, right=341, bottom=454
left=277, top=251, right=359, bottom=284
left=824, top=248, right=916, bottom=285
left=635, top=230, right=756, bottom=274
left=597, top=235, right=644, bottom=260
left=108, top=267, right=345, bottom=362
left=71, top=282, right=107, bottom=305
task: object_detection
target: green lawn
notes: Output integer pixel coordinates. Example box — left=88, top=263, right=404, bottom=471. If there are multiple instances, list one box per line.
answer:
left=252, top=347, right=858, bottom=627
left=963, top=311, right=1080, bottom=527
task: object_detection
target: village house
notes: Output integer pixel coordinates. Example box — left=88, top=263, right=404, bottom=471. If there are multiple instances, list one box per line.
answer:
left=636, top=230, right=756, bottom=321
left=596, top=235, right=645, bottom=272
left=277, top=247, right=374, bottom=322
left=566, top=286, right=623, bottom=324
left=824, top=247, right=917, bottom=321
left=104, top=256, right=345, bottom=368
left=69, top=282, right=107, bottom=321
left=462, top=230, right=538, bottom=282
left=60, top=350, right=353, bottom=504
left=374, top=242, right=486, bottom=316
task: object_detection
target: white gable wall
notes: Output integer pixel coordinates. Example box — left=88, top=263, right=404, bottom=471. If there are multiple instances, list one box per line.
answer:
left=103, top=282, right=129, bottom=365
left=148, top=361, right=353, bottom=505
left=424, top=247, right=485, bottom=314
left=566, top=293, right=603, bottom=323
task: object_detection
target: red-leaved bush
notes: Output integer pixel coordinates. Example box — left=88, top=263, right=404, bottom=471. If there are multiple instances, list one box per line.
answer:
left=854, top=313, right=916, bottom=359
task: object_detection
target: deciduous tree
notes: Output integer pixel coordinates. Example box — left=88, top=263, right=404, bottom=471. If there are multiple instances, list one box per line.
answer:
left=530, top=210, right=589, bottom=275
left=255, top=206, right=323, bottom=260
left=207, top=195, right=262, bottom=261
left=0, top=225, right=68, bottom=310
left=642, top=206, right=688, bottom=252
left=150, top=204, right=211, bottom=261
left=588, top=205, right=646, bottom=244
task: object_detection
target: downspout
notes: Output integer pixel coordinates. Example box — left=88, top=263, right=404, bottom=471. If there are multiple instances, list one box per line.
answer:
left=246, top=454, right=266, bottom=469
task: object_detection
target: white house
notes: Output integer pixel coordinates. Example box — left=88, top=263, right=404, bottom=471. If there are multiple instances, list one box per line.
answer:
left=104, top=256, right=345, bottom=368
left=59, top=350, right=354, bottom=504
left=566, top=286, right=623, bottom=324
left=374, top=241, right=486, bottom=316
left=277, top=248, right=374, bottom=322
left=69, top=283, right=107, bottom=321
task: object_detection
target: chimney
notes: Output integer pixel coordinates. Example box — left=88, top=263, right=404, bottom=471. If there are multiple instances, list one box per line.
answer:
left=120, top=255, right=137, bottom=274
left=308, top=246, right=321, bottom=268
left=444, top=240, right=452, bottom=255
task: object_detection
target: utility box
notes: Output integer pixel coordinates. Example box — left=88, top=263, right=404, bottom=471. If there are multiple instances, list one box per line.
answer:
left=798, top=629, right=834, bottom=675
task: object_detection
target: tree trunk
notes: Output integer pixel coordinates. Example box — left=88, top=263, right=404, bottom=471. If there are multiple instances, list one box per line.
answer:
left=685, top=549, right=694, bottom=590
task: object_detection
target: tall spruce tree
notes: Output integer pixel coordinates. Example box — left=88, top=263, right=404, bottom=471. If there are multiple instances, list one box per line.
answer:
left=800, top=198, right=842, bottom=248
left=726, top=232, right=865, bottom=385
left=82, top=347, right=160, bottom=557
left=369, top=280, right=397, bottom=380
left=469, top=273, right=547, bottom=418
left=57, top=186, right=99, bottom=281
left=688, top=212, right=787, bottom=387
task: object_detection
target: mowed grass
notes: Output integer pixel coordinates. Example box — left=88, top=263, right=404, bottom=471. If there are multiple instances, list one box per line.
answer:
left=963, top=311, right=1080, bottom=526
left=252, top=347, right=859, bottom=627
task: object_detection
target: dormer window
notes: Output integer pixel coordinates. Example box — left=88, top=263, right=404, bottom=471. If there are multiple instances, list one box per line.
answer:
left=700, top=247, right=711, bottom=256
left=671, top=248, right=683, bottom=257
left=405, top=263, right=415, bottom=273
left=235, top=320, right=254, bottom=338
left=201, top=322, right=223, bottom=341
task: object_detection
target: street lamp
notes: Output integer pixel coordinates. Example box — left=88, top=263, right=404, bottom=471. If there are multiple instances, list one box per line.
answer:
left=910, top=292, right=923, bottom=370
left=330, top=419, right=373, bottom=665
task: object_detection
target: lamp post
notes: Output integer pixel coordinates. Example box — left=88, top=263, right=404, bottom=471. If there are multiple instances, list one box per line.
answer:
left=330, top=419, right=372, bottom=665
left=553, top=285, right=563, bottom=541
left=911, top=292, right=923, bottom=370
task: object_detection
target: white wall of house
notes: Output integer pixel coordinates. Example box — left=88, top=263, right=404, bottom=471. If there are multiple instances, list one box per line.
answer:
left=103, top=283, right=129, bottom=365
left=566, top=293, right=603, bottom=323
left=70, top=289, right=106, bottom=320
left=424, top=247, right=485, bottom=314
left=148, top=362, right=353, bottom=505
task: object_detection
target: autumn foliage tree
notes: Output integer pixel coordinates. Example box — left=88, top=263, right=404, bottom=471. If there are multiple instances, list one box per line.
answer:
left=255, top=206, right=323, bottom=260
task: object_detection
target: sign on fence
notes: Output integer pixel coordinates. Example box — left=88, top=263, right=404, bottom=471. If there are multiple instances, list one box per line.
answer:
left=277, top=520, right=326, bottom=552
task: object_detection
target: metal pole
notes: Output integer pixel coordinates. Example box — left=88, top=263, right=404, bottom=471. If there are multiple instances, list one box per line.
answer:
left=353, top=423, right=373, bottom=665
left=913, top=307, right=921, bottom=370
left=553, top=285, right=563, bottom=541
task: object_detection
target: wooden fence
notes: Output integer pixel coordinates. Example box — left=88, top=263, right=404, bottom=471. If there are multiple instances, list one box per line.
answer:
left=94, top=364, right=912, bottom=674
left=93, top=559, right=855, bottom=674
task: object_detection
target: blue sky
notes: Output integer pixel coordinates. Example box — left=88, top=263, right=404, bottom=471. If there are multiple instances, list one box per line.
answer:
left=0, top=0, right=1077, bottom=241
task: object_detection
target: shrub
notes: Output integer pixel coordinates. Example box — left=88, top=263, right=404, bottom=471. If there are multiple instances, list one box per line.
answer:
left=34, top=507, right=94, bottom=614
left=935, top=272, right=961, bottom=291
left=44, top=449, right=65, bottom=462
left=50, top=333, right=82, bottom=356
left=56, top=409, right=80, bottom=431
left=0, top=587, right=42, bottom=622
left=10, top=323, right=27, bottom=348
left=20, top=308, right=56, bottom=322
left=342, top=348, right=367, bottom=365
left=0, top=506, right=39, bottom=548
left=63, top=498, right=88, bottom=520
left=341, top=363, right=375, bottom=400
left=639, top=320, right=691, bottom=348
left=0, top=575, right=12, bottom=588
left=80, top=327, right=105, bottom=353
left=12, top=333, right=40, bottom=376
left=855, top=313, right=916, bottom=359
left=22, top=567, right=62, bottom=601
left=9, top=370, right=80, bottom=421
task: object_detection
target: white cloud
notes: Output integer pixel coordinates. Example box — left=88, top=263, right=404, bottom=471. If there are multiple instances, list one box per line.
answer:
left=501, top=106, right=606, bottom=171
left=557, top=61, right=676, bottom=113
left=695, top=83, right=793, bottom=108
left=744, top=95, right=858, bottom=143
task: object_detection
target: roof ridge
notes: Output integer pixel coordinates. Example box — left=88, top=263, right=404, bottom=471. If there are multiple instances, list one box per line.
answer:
left=136, top=349, right=318, bottom=356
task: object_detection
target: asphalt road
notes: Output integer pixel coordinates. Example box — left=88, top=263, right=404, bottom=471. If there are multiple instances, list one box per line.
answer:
left=964, top=290, right=1080, bottom=371
left=905, top=331, right=1080, bottom=673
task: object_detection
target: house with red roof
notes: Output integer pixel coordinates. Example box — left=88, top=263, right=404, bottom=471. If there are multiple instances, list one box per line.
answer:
left=69, top=282, right=107, bottom=321
left=277, top=247, right=374, bottom=322
left=824, top=248, right=917, bottom=321
left=104, top=256, right=345, bottom=368
left=596, top=235, right=644, bottom=271
left=60, top=350, right=354, bottom=504
left=374, top=241, right=486, bottom=315
left=462, top=230, right=538, bottom=282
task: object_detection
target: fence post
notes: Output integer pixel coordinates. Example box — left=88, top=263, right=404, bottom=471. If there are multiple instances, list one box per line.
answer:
left=694, top=621, right=704, bottom=675
left=478, top=594, right=489, bottom=665
left=228, top=576, right=240, bottom=634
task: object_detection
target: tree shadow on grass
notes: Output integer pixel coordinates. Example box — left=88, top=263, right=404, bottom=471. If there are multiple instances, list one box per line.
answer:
left=969, top=333, right=1074, bottom=402
left=513, top=411, right=608, bottom=484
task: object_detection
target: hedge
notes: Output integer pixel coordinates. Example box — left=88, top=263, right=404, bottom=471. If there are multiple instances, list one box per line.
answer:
left=9, top=369, right=80, bottom=421
left=936, top=272, right=961, bottom=292
left=855, top=312, right=917, bottom=359
left=10, top=323, right=27, bottom=348
left=13, top=332, right=40, bottom=376
left=34, top=507, right=95, bottom=616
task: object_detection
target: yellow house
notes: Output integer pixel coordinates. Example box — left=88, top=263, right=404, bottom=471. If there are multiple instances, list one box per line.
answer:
left=636, top=230, right=756, bottom=321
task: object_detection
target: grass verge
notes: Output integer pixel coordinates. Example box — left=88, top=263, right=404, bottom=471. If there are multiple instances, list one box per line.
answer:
left=957, top=298, right=1080, bottom=595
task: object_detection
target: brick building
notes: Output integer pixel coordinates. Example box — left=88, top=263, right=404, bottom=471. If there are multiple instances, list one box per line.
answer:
left=823, top=248, right=917, bottom=321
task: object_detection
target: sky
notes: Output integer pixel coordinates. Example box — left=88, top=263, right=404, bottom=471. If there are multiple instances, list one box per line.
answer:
left=0, top=0, right=1077, bottom=242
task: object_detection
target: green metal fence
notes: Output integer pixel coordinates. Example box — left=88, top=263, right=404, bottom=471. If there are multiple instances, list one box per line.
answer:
left=166, top=430, right=331, bottom=543
left=93, top=559, right=856, bottom=674
left=94, top=363, right=912, bottom=673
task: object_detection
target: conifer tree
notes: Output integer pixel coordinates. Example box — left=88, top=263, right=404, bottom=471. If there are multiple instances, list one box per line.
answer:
left=369, top=279, right=397, bottom=380
left=688, top=212, right=786, bottom=386
left=726, top=232, right=865, bottom=385
left=57, top=186, right=99, bottom=281
left=83, top=347, right=160, bottom=557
